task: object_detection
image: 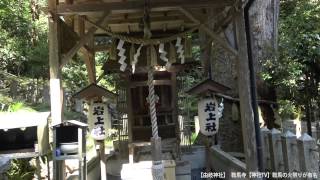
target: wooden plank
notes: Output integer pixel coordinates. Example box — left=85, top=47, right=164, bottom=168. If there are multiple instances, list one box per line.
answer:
left=94, top=44, right=111, bottom=52
left=199, top=28, right=211, bottom=77
left=78, top=15, right=85, bottom=36
left=234, top=9, right=259, bottom=175
left=106, top=16, right=192, bottom=25
left=178, top=7, right=238, bottom=56
left=129, top=80, right=172, bottom=88
left=56, top=0, right=234, bottom=15
left=209, top=146, right=246, bottom=179
left=60, top=12, right=110, bottom=68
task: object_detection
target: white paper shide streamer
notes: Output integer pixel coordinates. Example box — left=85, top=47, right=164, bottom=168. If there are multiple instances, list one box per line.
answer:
left=117, top=40, right=127, bottom=72
left=159, top=43, right=171, bottom=69
left=175, top=37, right=185, bottom=64
left=132, top=44, right=143, bottom=73
left=217, top=98, right=224, bottom=119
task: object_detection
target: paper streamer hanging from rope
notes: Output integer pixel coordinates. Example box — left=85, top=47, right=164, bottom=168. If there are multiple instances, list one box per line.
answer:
left=132, top=44, right=143, bottom=74
left=175, top=37, right=185, bottom=64
left=217, top=98, right=224, bottom=119
left=159, top=43, right=171, bottom=69
left=117, top=40, right=127, bottom=72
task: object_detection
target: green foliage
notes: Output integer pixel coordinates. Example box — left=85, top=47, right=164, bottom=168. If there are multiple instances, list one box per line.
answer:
left=8, top=102, right=25, bottom=112
left=277, top=100, right=302, bottom=119
left=261, top=0, right=320, bottom=119
left=95, top=52, right=117, bottom=92
left=7, top=102, right=35, bottom=112
left=191, top=132, right=198, bottom=144
left=0, top=94, right=13, bottom=105
left=5, top=159, right=36, bottom=180
left=31, top=103, right=51, bottom=112
left=0, top=96, right=36, bottom=112
left=62, top=57, right=89, bottom=93
left=0, top=0, right=48, bottom=78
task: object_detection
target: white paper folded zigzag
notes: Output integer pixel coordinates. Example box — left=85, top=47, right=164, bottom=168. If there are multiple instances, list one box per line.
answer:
left=175, top=37, right=185, bottom=64
left=159, top=43, right=171, bottom=69
left=117, top=40, right=127, bottom=72
left=132, top=44, right=143, bottom=73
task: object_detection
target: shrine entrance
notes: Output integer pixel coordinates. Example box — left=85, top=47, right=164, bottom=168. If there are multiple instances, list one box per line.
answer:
left=47, top=0, right=263, bottom=179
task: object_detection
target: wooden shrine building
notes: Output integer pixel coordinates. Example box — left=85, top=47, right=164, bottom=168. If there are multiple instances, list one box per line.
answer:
left=47, top=0, right=262, bottom=178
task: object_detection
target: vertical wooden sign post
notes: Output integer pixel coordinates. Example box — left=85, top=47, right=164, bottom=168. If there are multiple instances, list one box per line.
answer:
left=91, top=100, right=107, bottom=180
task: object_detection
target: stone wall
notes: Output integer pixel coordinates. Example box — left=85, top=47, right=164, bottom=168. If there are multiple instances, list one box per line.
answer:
left=217, top=101, right=244, bottom=152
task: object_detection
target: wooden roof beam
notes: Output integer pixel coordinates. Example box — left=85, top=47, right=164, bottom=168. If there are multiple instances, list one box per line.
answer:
left=178, top=7, right=238, bottom=56
left=60, top=12, right=110, bottom=68
left=56, top=0, right=234, bottom=15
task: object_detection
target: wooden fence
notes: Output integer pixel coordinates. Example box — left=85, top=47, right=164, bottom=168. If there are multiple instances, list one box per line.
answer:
left=209, top=128, right=320, bottom=179
left=261, top=128, right=320, bottom=177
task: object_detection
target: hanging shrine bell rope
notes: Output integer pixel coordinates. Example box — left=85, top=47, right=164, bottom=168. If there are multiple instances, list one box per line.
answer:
left=148, top=67, right=159, bottom=139
left=82, top=16, right=199, bottom=45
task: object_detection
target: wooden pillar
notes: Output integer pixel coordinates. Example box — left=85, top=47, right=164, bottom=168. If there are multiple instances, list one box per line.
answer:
left=78, top=126, right=87, bottom=180
left=97, top=140, right=107, bottom=180
left=235, top=9, right=259, bottom=175
left=125, top=74, right=134, bottom=164
left=199, top=29, right=211, bottom=77
left=48, top=0, right=65, bottom=179
left=48, top=0, right=62, bottom=126
left=171, top=71, right=180, bottom=159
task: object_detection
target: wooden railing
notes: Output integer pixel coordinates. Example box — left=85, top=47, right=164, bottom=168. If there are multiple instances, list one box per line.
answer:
left=208, top=146, right=246, bottom=179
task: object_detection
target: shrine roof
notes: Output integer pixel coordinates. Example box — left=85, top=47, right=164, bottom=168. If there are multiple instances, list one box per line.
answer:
left=73, top=83, right=117, bottom=100
left=186, top=78, right=231, bottom=96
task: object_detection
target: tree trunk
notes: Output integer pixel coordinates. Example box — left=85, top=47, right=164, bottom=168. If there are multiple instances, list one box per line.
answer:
left=249, top=0, right=280, bottom=128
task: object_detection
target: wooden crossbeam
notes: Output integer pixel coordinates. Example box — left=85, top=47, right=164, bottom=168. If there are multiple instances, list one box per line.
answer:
left=60, top=12, right=110, bottom=68
left=83, top=48, right=96, bottom=83
left=64, top=17, right=96, bottom=83
left=56, top=0, right=234, bottom=15
left=96, top=73, right=105, bottom=84
left=178, top=7, right=238, bottom=56
left=94, top=44, right=111, bottom=52
left=60, top=19, right=93, bottom=53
